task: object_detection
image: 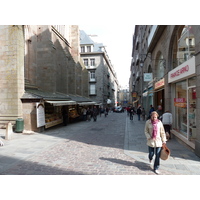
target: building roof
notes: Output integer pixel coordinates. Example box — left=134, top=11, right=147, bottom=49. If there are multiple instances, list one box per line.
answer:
left=21, top=89, right=95, bottom=103
left=80, top=30, right=94, bottom=45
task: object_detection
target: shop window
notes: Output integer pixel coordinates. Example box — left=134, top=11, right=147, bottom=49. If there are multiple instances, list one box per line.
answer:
left=172, top=25, right=195, bottom=68
left=174, top=77, right=196, bottom=141
left=174, top=80, right=187, bottom=136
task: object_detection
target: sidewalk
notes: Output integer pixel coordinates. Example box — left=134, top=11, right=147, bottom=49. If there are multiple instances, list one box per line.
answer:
left=124, top=115, right=200, bottom=175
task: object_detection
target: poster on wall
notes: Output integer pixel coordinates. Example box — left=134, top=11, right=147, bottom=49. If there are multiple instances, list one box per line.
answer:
left=36, top=102, right=46, bottom=127
left=174, top=98, right=187, bottom=108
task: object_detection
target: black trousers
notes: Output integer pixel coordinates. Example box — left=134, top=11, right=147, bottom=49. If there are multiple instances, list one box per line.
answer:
left=164, top=125, right=171, bottom=138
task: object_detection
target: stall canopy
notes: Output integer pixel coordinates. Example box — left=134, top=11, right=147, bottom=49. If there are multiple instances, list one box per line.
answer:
left=78, top=101, right=96, bottom=106
left=45, top=100, right=76, bottom=106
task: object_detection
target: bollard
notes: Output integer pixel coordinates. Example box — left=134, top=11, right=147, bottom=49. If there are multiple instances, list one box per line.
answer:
left=5, top=122, right=13, bottom=140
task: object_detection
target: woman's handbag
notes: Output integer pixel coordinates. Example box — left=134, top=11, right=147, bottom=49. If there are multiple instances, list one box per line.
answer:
left=160, top=143, right=170, bottom=160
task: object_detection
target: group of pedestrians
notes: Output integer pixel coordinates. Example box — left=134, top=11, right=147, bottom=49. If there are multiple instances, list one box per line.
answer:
left=82, top=106, right=110, bottom=122
left=127, top=105, right=146, bottom=121
left=145, top=105, right=173, bottom=174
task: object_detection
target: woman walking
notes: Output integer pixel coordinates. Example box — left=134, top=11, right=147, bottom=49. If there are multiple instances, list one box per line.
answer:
left=144, top=111, right=167, bottom=174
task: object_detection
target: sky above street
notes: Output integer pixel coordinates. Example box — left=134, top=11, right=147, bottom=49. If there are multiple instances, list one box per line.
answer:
left=79, top=24, right=135, bottom=88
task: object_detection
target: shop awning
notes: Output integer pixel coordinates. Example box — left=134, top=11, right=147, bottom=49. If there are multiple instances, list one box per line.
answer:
left=78, top=101, right=96, bottom=106
left=45, top=101, right=77, bottom=106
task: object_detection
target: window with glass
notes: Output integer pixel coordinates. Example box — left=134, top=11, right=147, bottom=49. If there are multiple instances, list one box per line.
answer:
left=87, top=46, right=91, bottom=52
left=90, top=71, right=95, bottom=82
left=81, top=46, right=85, bottom=53
left=155, top=52, right=165, bottom=80
left=175, top=80, right=187, bottom=136
left=83, top=59, right=88, bottom=66
left=90, top=84, right=96, bottom=95
left=90, top=59, right=95, bottom=67
left=174, top=77, right=196, bottom=141
left=172, top=25, right=195, bottom=68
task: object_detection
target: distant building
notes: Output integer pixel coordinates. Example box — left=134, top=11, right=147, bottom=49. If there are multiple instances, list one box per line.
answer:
left=80, top=30, right=119, bottom=108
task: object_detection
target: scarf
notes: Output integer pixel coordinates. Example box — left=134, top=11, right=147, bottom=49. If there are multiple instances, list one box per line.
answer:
left=151, top=119, right=159, bottom=139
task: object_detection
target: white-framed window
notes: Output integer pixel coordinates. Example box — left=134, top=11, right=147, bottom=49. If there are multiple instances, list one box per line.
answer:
left=83, top=59, right=88, bottom=66
left=87, top=46, right=91, bottom=52
left=90, top=84, right=96, bottom=95
left=90, top=59, right=95, bottom=67
left=81, top=46, right=85, bottom=53
left=90, top=71, right=95, bottom=81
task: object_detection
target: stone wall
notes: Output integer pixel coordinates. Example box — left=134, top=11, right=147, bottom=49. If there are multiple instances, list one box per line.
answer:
left=0, top=25, right=24, bottom=125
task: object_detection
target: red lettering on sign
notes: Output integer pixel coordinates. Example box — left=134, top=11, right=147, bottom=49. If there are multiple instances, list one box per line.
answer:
left=170, top=65, right=189, bottom=78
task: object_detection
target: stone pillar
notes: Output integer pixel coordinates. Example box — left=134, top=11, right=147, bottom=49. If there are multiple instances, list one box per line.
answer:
left=0, top=25, right=25, bottom=123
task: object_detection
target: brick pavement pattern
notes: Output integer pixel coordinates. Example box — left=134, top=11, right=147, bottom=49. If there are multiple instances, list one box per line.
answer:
left=0, top=112, right=180, bottom=175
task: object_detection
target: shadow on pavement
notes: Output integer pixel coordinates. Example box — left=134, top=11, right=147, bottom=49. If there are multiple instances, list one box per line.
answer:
left=0, top=155, right=85, bottom=175
left=99, top=157, right=150, bottom=172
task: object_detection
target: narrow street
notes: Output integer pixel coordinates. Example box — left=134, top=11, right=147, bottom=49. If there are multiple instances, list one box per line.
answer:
left=1, top=111, right=200, bottom=175
left=0, top=112, right=155, bottom=175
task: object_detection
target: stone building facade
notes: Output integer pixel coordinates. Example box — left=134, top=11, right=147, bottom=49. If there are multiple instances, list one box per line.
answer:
left=0, top=25, right=90, bottom=132
left=80, top=30, right=119, bottom=108
left=130, top=25, right=200, bottom=157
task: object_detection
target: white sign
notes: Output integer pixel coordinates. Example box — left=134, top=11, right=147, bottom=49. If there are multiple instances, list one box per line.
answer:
left=36, top=102, right=46, bottom=127
left=107, top=99, right=112, bottom=104
left=168, top=57, right=195, bottom=83
left=144, top=73, right=152, bottom=82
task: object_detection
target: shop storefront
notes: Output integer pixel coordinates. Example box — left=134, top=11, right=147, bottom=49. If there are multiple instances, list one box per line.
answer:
left=44, top=100, right=76, bottom=128
left=168, top=57, right=196, bottom=148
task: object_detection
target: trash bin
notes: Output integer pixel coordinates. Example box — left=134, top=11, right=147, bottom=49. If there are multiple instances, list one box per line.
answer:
left=15, top=118, right=24, bottom=133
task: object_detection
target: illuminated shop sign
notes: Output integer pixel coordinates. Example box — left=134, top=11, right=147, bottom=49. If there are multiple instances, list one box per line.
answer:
left=168, top=57, right=195, bottom=83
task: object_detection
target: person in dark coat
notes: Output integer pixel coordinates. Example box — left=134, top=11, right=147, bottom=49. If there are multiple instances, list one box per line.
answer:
left=137, top=106, right=142, bottom=121
left=93, top=106, right=98, bottom=122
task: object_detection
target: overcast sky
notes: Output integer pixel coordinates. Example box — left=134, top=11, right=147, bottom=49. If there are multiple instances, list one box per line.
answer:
left=79, top=24, right=135, bottom=88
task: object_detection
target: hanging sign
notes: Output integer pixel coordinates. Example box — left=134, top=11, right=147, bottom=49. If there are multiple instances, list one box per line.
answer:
left=144, top=73, right=152, bottom=82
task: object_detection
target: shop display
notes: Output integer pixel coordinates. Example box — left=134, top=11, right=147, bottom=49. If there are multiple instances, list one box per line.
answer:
left=45, top=103, right=63, bottom=128
left=69, top=108, right=79, bottom=118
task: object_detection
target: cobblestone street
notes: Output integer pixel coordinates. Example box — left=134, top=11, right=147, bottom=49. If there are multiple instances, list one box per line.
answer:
left=1, top=111, right=199, bottom=175
left=0, top=112, right=171, bottom=175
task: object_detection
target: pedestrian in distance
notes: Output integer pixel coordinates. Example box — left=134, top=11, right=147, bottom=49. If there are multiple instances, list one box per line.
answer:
left=141, top=107, right=146, bottom=121
left=161, top=110, right=173, bottom=140
left=127, top=106, right=130, bottom=116
left=144, top=111, right=167, bottom=174
left=86, top=107, right=91, bottom=121
left=92, top=106, right=98, bottom=122
left=136, top=106, right=142, bottom=121
left=148, top=104, right=155, bottom=119
left=62, top=107, right=68, bottom=126
left=129, top=106, right=135, bottom=120
left=104, top=107, right=108, bottom=117
left=156, top=105, right=163, bottom=121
